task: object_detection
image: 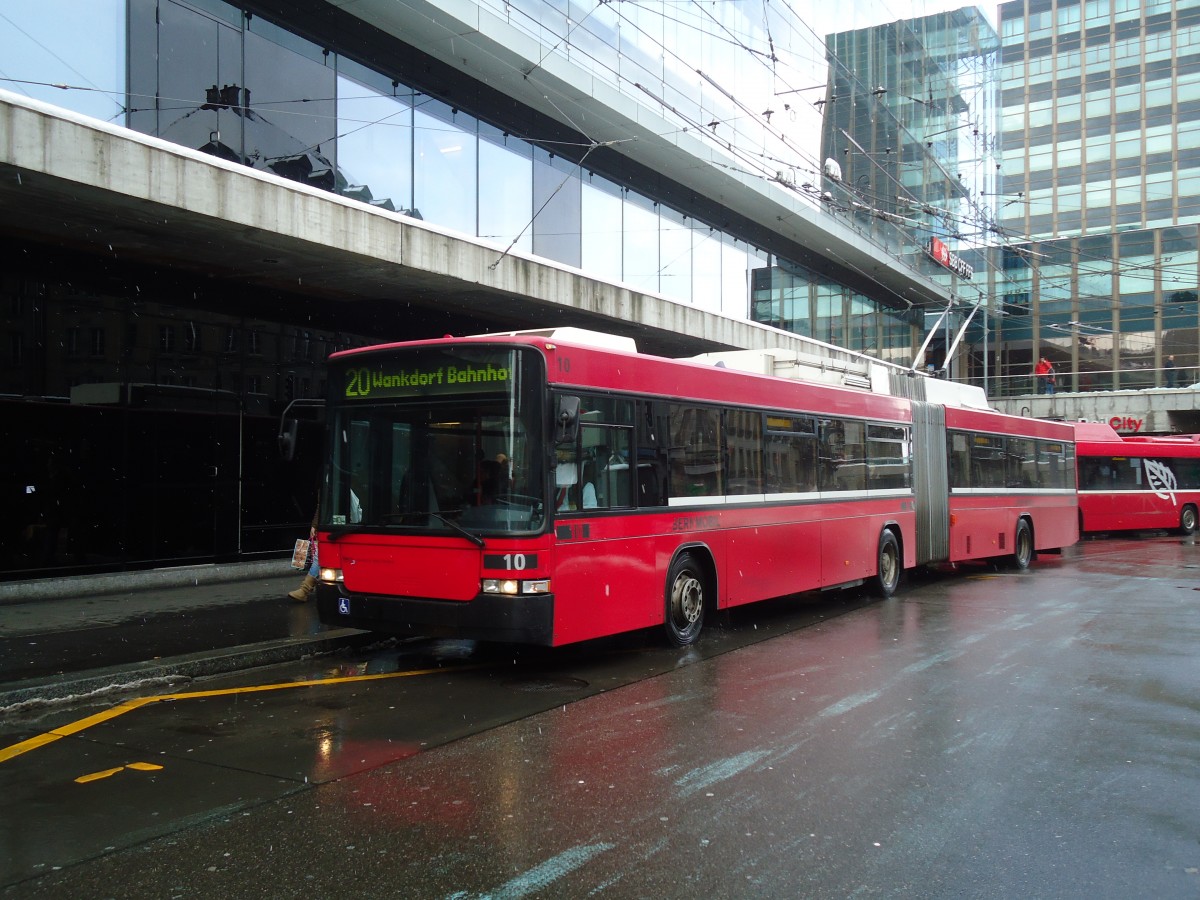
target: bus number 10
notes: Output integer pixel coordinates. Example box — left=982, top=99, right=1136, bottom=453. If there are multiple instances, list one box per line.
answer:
left=504, top=553, right=528, bottom=570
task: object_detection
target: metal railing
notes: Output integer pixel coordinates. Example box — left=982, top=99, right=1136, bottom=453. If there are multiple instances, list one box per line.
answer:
left=948, top=365, right=1196, bottom=400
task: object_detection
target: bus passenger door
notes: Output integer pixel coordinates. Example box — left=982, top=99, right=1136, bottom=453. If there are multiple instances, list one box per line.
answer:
left=551, top=418, right=660, bottom=643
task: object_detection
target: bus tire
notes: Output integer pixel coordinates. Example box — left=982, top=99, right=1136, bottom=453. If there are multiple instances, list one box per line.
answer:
left=664, top=552, right=706, bottom=647
left=1179, top=504, right=1198, bottom=536
left=871, top=528, right=901, bottom=598
left=1011, top=518, right=1034, bottom=570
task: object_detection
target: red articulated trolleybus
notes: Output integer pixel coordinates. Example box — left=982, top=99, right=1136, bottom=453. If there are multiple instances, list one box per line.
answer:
left=312, top=328, right=1078, bottom=647
left=1075, top=421, right=1200, bottom=535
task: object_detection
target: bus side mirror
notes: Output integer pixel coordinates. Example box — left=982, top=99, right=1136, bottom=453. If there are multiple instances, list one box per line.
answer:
left=276, top=397, right=325, bottom=460
left=556, top=395, right=580, bottom=444
left=278, top=418, right=299, bottom=461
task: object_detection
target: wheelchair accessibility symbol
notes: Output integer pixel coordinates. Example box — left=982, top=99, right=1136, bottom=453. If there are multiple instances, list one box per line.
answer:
left=338, top=597, right=350, bottom=615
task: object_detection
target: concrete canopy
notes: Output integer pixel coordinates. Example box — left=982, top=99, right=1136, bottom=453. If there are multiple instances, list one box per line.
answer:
left=0, top=89, right=841, bottom=359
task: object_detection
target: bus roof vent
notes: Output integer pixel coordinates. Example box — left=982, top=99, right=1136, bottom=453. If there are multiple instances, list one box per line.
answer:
left=921, top=377, right=990, bottom=410
left=497, top=327, right=638, bottom=352
left=688, top=348, right=881, bottom=393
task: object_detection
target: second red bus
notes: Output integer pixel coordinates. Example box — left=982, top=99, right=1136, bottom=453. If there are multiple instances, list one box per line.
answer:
left=1076, top=422, right=1200, bottom=534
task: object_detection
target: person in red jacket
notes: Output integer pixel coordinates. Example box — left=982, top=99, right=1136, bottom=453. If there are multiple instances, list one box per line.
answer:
left=1035, top=357, right=1055, bottom=395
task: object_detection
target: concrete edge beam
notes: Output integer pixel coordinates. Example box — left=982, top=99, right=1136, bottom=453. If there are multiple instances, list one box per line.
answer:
left=0, top=560, right=295, bottom=605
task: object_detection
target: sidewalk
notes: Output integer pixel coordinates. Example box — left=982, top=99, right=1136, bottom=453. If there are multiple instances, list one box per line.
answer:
left=0, top=562, right=370, bottom=710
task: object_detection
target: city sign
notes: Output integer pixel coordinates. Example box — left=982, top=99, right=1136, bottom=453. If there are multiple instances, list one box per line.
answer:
left=1109, top=416, right=1144, bottom=434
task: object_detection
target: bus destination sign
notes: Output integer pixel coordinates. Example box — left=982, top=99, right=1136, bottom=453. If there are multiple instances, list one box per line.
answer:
left=342, top=359, right=511, bottom=400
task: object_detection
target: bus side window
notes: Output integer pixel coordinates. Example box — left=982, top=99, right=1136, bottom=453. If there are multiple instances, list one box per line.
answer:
left=601, top=456, right=630, bottom=506
left=603, top=427, right=632, bottom=507
left=667, top=404, right=723, bottom=498
left=971, top=436, right=1006, bottom=488
left=1177, top=459, right=1200, bottom=489
left=578, top=425, right=603, bottom=510
left=555, top=459, right=579, bottom=511
left=948, top=450, right=964, bottom=488
left=636, top=400, right=669, bottom=507
left=948, top=432, right=970, bottom=489
left=726, top=409, right=763, bottom=495
left=637, top=464, right=662, bottom=506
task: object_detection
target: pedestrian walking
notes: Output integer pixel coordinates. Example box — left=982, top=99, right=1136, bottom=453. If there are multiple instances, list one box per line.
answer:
left=289, top=500, right=319, bottom=602
left=1165, top=354, right=1177, bottom=388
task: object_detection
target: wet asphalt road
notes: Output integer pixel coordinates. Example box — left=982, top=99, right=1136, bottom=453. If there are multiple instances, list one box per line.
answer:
left=2, top=536, right=1199, bottom=898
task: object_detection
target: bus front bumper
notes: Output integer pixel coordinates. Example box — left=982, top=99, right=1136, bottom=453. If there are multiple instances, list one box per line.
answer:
left=315, top=584, right=556, bottom=646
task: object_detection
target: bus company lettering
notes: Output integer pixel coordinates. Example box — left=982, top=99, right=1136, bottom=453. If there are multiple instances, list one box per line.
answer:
left=672, top=514, right=720, bottom=532
left=1108, top=416, right=1143, bottom=433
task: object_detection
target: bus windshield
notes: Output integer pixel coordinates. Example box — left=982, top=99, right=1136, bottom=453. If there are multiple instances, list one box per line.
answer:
left=322, top=345, right=546, bottom=537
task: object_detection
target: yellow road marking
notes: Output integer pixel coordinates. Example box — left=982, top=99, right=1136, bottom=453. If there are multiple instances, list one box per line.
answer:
left=0, top=732, right=64, bottom=759
left=53, top=697, right=159, bottom=737
left=0, top=665, right=473, bottom=765
left=75, top=766, right=125, bottom=783
left=75, top=760, right=165, bottom=783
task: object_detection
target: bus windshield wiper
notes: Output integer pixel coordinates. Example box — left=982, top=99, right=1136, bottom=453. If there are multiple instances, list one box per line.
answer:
left=423, top=511, right=486, bottom=548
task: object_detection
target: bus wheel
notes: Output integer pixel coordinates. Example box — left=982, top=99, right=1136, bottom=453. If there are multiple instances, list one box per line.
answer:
left=664, top=553, right=706, bottom=646
left=871, top=529, right=901, bottom=598
left=1011, top=519, right=1034, bottom=570
left=1179, top=504, right=1198, bottom=536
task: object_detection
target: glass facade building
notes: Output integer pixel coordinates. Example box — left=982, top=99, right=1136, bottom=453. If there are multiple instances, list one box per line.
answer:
left=808, top=7, right=1003, bottom=371
left=997, top=0, right=1200, bottom=393
left=825, top=9, right=1001, bottom=274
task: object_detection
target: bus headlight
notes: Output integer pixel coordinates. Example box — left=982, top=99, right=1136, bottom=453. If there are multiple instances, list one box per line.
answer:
left=483, top=579, right=520, bottom=594
left=319, top=567, right=343, bottom=583
left=482, top=579, right=551, bottom=595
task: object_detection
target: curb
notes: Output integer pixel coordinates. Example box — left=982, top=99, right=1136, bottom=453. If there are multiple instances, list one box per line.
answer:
left=0, top=560, right=295, bottom=606
left=0, top=628, right=375, bottom=711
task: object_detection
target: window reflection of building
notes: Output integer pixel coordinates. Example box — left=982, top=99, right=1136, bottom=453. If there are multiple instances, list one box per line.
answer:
left=0, top=258, right=374, bottom=574
left=0, top=274, right=350, bottom=407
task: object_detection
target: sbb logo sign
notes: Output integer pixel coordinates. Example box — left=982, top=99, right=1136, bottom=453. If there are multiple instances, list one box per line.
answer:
left=928, top=237, right=974, bottom=280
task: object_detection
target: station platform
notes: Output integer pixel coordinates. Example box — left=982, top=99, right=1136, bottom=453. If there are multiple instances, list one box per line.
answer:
left=0, top=562, right=370, bottom=710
